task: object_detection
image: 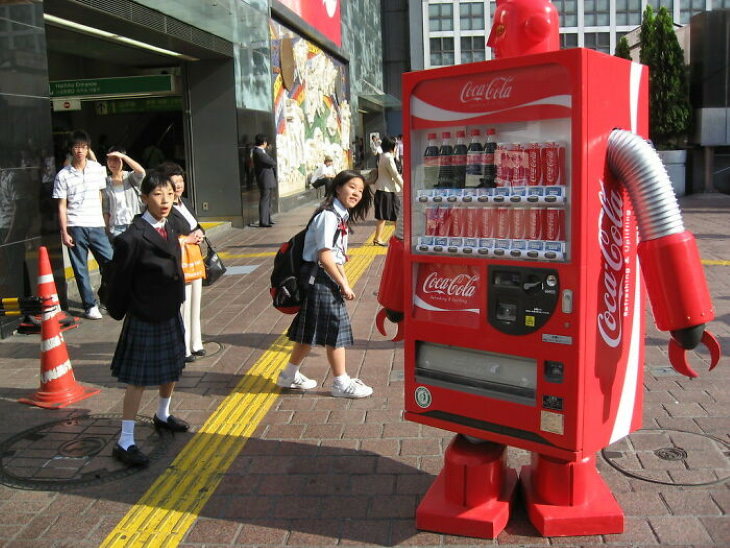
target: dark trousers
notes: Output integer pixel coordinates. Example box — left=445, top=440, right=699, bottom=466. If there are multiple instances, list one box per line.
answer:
left=258, top=185, right=273, bottom=226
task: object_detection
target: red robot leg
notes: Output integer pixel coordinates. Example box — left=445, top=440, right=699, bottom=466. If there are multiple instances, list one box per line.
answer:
left=416, top=435, right=518, bottom=539
left=375, top=236, right=405, bottom=341
left=521, top=453, right=623, bottom=536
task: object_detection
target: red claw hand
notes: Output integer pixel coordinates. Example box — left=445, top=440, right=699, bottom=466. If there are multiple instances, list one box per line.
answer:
left=376, top=308, right=404, bottom=342
left=668, top=330, right=722, bottom=378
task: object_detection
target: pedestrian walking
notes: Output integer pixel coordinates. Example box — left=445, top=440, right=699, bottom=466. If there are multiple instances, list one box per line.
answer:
left=277, top=170, right=375, bottom=398
left=105, top=170, right=189, bottom=467
left=372, top=136, right=403, bottom=246
left=52, top=130, right=114, bottom=320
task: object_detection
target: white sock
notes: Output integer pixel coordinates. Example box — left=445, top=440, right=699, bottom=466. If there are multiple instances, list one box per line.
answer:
left=284, top=363, right=300, bottom=378
left=157, top=396, right=172, bottom=422
left=119, top=420, right=136, bottom=450
left=334, top=373, right=350, bottom=387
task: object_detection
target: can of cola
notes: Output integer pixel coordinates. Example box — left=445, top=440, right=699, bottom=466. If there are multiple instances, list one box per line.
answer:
left=526, top=142, right=542, bottom=186
left=495, top=143, right=510, bottom=187
left=447, top=207, right=464, bottom=237
left=478, top=207, right=494, bottom=238
left=541, top=141, right=564, bottom=186
left=526, top=207, right=543, bottom=240
left=511, top=207, right=527, bottom=240
left=495, top=207, right=511, bottom=239
left=544, top=207, right=565, bottom=240
left=510, top=143, right=527, bottom=186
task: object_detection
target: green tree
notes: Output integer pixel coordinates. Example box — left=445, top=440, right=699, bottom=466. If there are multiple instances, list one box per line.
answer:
left=640, top=6, right=691, bottom=149
left=615, top=36, right=631, bottom=60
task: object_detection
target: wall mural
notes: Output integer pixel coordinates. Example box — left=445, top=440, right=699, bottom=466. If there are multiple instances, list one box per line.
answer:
left=271, top=22, right=351, bottom=198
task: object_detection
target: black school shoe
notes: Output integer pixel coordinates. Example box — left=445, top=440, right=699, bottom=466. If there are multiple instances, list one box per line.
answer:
left=153, top=414, right=190, bottom=433
left=192, top=348, right=206, bottom=357
left=112, top=444, right=150, bottom=467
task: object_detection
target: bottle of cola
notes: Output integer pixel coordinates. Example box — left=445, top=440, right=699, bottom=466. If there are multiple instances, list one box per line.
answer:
left=452, top=130, right=468, bottom=188
left=423, top=132, right=440, bottom=187
left=437, top=131, right=454, bottom=188
left=481, top=128, right=497, bottom=188
left=465, top=128, right=484, bottom=188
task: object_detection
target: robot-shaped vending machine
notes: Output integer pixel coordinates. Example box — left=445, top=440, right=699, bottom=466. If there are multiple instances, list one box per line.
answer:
left=375, top=0, right=721, bottom=538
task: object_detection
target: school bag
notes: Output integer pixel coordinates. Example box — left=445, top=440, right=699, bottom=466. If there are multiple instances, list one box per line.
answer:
left=270, top=208, right=342, bottom=314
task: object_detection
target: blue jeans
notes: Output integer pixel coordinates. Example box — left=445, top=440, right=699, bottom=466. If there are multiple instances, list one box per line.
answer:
left=67, top=226, right=114, bottom=310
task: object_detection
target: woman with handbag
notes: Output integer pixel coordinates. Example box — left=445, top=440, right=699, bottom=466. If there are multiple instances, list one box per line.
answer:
left=372, top=136, right=403, bottom=246
left=159, top=162, right=206, bottom=363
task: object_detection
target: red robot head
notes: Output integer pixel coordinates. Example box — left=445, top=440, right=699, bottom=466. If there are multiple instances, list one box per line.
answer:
left=487, top=0, right=560, bottom=59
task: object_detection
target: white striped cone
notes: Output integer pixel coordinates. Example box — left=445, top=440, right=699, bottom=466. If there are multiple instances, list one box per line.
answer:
left=18, top=246, right=99, bottom=408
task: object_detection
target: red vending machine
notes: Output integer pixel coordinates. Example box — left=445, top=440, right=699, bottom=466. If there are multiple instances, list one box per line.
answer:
left=393, top=45, right=719, bottom=538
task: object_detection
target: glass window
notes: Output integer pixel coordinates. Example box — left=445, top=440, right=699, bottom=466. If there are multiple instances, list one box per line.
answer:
left=616, top=0, right=642, bottom=26
left=719, top=0, right=730, bottom=8
left=584, top=32, right=611, bottom=54
left=461, top=36, right=486, bottom=63
left=430, top=37, right=455, bottom=67
left=584, top=0, right=611, bottom=27
left=680, top=0, right=708, bottom=24
left=460, top=1, right=485, bottom=31
left=429, top=3, right=454, bottom=32
left=647, top=0, right=674, bottom=9
left=555, top=0, right=578, bottom=27
left=560, top=33, right=579, bottom=49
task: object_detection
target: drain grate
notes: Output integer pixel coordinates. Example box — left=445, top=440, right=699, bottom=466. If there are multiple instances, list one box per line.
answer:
left=654, top=447, right=688, bottom=461
left=0, top=414, right=171, bottom=490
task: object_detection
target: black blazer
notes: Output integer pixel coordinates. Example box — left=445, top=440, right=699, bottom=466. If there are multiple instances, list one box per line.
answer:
left=168, top=197, right=202, bottom=236
left=106, top=216, right=185, bottom=322
left=252, top=146, right=277, bottom=189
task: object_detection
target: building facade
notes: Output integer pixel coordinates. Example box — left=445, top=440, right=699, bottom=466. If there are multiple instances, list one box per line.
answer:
left=0, top=0, right=384, bottom=337
left=412, top=0, right=730, bottom=70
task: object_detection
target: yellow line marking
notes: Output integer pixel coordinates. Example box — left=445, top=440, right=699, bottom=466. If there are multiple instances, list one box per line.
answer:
left=702, top=259, right=730, bottom=266
left=101, top=229, right=389, bottom=547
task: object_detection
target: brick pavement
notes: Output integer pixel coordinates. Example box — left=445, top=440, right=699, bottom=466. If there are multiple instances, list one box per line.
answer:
left=0, top=193, right=728, bottom=547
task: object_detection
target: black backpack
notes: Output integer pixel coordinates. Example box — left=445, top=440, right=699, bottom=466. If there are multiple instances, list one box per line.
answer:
left=270, top=208, right=341, bottom=314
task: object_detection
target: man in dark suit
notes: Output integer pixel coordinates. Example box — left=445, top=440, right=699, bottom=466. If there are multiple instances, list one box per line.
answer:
left=251, top=134, right=276, bottom=227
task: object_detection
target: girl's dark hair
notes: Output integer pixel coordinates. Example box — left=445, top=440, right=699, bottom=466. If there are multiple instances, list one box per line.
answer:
left=140, top=169, right=174, bottom=195
left=107, top=145, right=126, bottom=155
left=380, top=136, right=396, bottom=153
left=157, top=161, right=185, bottom=179
left=318, top=169, right=373, bottom=225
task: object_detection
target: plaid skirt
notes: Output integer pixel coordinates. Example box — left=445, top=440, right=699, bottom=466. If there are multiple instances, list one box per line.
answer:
left=110, top=313, right=186, bottom=386
left=287, top=269, right=353, bottom=348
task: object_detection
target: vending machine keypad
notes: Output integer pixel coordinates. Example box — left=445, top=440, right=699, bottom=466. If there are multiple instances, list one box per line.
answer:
left=488, top=266, right=559, bottom=335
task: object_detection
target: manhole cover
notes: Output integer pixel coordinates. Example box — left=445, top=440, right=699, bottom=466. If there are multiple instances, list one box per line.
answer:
left=191, top=340, right=224, bottom=364
left=0, top=414, right=171, bottom=490
left=602, top=429, right=730, bottom=487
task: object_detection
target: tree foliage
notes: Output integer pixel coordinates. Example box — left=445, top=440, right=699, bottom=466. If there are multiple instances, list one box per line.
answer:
left=640, top=6, right=691, bottom=149
left=615, top=36, right=631, bottom=60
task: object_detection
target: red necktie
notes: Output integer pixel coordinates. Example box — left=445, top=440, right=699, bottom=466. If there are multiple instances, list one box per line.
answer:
left=155, top=227, right=167, bottom=239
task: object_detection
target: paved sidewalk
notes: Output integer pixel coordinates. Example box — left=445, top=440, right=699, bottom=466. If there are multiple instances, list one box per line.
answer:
left=0, top=193, right=728, bottom=547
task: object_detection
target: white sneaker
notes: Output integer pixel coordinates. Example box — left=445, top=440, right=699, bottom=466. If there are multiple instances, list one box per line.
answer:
left=276, top=371, right=317, bottom=390
left=331, top=378, right=373, bottom=399
left=84, top=305, right=102, bottom=320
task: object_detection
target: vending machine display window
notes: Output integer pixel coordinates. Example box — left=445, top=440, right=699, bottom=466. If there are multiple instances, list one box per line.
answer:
left=415, top=341, right=537, bottom=405
left=410, top=117, right=571, bottom=263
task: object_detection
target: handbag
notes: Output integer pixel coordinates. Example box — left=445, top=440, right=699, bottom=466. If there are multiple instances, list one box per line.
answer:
left=180, top=241, right=206, bottom=283
left=202, top=237, right=227, bottom=286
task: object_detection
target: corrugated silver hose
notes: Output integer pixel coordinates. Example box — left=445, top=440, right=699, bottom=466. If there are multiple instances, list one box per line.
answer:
left=606, top=129, right=685, bottom=241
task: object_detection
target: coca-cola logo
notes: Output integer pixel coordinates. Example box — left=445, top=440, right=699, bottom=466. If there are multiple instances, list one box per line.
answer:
left=460, top=77, right=513, bottom=104
left=597, top=179, right=625, bottom=348
left=422, top=272, right=477, bottom=298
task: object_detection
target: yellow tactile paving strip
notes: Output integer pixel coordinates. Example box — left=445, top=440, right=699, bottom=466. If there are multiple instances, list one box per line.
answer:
left=100, top=225, right=393, bottom=547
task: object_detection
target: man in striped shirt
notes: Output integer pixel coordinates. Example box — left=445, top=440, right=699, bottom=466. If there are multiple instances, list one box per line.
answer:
left=52, top=130, right=114, bottom=320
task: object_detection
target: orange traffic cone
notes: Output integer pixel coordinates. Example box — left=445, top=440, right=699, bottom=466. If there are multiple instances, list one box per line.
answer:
left=17, top=246, right=78, bottom=334
left=19, top=247, right=100, bottom=409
